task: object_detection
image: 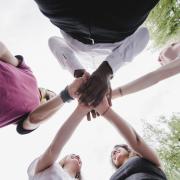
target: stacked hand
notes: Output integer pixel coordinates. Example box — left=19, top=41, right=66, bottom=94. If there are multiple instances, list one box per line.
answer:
left=77, top=95, right=110, bottom=117
left=78, top=61, right=112, bottom=107
left=67, top=72, right=89, bottom=99
left=67, top=64, right=112, bottom=120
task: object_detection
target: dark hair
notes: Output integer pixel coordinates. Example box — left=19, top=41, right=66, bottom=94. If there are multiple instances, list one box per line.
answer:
left=111, top=144, right=140, bottom=168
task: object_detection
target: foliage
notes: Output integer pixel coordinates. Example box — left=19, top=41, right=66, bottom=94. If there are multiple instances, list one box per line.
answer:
left=145, top=0, right=180, bottom=48
left=143, top=113, right=180, bottom=179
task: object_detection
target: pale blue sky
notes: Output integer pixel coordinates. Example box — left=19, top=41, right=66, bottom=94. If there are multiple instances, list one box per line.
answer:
left=0, top=1, right=180, bottom=180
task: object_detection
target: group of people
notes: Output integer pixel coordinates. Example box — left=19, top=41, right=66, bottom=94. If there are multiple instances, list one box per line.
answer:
left=1, top=0, right=180, bottom=179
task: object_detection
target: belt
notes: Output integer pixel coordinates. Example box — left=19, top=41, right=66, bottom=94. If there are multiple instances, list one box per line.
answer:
left=71, top=34, right=96, bottom=45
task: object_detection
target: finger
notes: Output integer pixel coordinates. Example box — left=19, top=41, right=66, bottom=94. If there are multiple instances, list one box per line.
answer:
left=107, top=88, right=112, bottom=106
left=92, top=89, right=106, bottom=107
left=79, top=84, right=102, bottom=104
left=87, top=112, right=91, bottom=121
left=80, top=88, right=101, bottom=104
left=77, top=78, right=92, bottom=94
left=91, top=110, right=97, bottom=119
left=83, top=71, right=90, bottom=80
left=78, top=74, right=101, bottom=94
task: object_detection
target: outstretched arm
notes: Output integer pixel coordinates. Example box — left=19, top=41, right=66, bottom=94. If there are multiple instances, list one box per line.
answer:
left=24, top=75, right=88, bottom=129
left=105, top=108, right=161, bottom=167
left=0, top=41, right=19, bottom=66
left=112, top=57, right=180, bottom=99
left=95, top=98, right=161, bottom=167
left=35, top=104, right=89, bottom=173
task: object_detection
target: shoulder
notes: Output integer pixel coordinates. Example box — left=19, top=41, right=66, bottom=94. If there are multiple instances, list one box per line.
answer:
left=27, top=158, right=40, bottom=177
left=27, top=159, right=64, bottom=177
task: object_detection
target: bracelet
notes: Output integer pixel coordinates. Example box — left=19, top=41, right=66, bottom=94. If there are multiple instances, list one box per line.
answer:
left=119, top=87, right=123, bottom=96
left=101, top=107, right=110, bottom=116
left=60, top=86, right=74, bottom=103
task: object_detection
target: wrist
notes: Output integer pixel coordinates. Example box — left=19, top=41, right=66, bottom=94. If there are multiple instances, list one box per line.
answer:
left=60, top=86, right=74, bottom=103
left=101, top=107, right=111, bottom=116
left=97, top=61, right=113, bottom=79
left=77, top=104, right=90, bottom=114
left=67, top=85, right=75, bottom=99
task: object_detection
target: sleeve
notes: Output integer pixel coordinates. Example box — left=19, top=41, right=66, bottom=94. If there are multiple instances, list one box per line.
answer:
left=105, top=27, right=149, bottom=73
left=27, top=158, right=40, bottom=178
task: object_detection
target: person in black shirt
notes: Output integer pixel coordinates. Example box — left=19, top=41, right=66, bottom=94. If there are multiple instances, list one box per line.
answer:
left=94, top=96, right=167, bottom=180
left=33, top=0, right=160, bottom=107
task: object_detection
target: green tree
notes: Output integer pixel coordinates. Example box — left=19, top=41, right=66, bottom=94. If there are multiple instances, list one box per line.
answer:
left=142, top=113, right=180, bottom=180
left=145, top=0, right=180, bottom=48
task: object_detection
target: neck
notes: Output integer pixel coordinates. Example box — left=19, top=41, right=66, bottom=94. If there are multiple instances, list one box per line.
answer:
left=63, top=165, right=77, bottom=178
left=122, top=157, right=129, bottom=165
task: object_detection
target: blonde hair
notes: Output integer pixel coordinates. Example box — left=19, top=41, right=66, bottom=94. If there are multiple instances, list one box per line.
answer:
left=59, top=155, right=82, bottom=180
left=38, top=87, right=56, bottom=103
left=111, top=144, right=140, bottom=169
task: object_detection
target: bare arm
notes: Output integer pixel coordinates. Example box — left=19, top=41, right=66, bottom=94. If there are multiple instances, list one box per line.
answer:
left=24, top=76, right=88, bottom=129
left=103, top=108, right=161, bottom=167
left=25, top=95, right=64, bottom=127
left=0, top=41, right=19, bottom=66
left=35, top=104, right=89, bottom=173
left=112, top=57, right=180, bottom=99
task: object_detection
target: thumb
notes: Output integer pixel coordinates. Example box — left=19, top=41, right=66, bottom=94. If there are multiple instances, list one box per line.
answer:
left=82, top=71, right=90, bottom=81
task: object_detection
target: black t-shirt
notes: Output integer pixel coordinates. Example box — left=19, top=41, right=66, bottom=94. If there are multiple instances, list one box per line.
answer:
left=34, top=0, right=160, bottom=43
left=110, top=156, right=167, bottom=180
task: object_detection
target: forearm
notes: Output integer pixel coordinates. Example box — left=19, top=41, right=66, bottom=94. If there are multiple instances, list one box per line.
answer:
left=28, top=95, right=64, bottom=124
left=0, top=41, right=19, bottom=66
left=103, top=108, right=161, bottom=167
left=112, top=58, right=180, bottom=99
left=112, top=71, right=160, bottom=98
left=103, top=108, right=139, bottom=146
left=36, top=105, right=88, bottom=173
left=49, top=105, right=88, bottom=159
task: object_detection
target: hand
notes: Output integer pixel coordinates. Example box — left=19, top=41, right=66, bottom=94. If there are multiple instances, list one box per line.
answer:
left=77, top=102, right=92, bottom=114
left=68, top=72, right=89, bottom=98
left=74, top=69, right=85, bottom=78
left=86, top=110, right=100, bottom=121
left=78, top=61, right=113, bottom=107
left=95, top=96, right=110, bottom=115
left=86, top=89, right=112, bottom=121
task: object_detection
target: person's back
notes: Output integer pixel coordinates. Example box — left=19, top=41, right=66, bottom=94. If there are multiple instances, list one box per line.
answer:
left=0, top=55, right=40, bottom=127
left=34, top=0, right=159, bottom=43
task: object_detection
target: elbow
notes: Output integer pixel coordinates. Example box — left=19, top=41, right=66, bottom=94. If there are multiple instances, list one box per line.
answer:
left=129, top=128, right=143, bottom=149
left=28, top=112, right=44, bottom=124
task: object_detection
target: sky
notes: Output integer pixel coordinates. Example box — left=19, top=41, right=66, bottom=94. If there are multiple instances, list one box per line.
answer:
left=0, top=1, right=180, bottom=180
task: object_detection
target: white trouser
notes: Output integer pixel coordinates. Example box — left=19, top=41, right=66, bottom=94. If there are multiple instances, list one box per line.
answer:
left=61, top=27, right=149, bottom=73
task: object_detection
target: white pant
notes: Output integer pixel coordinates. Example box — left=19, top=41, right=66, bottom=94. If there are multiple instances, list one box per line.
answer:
left=61, top=27, right=149, bottom=73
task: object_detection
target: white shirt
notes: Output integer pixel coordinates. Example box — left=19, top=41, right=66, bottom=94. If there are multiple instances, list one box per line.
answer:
left=61, top=27, right=149, bottom=73
left=28, top=158, right=75, bottom=180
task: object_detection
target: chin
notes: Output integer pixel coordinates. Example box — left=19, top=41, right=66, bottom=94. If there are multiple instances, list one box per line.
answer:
left=116, top=156, right=126, bottom=166
left=72, top=161, right=81, bottom=169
